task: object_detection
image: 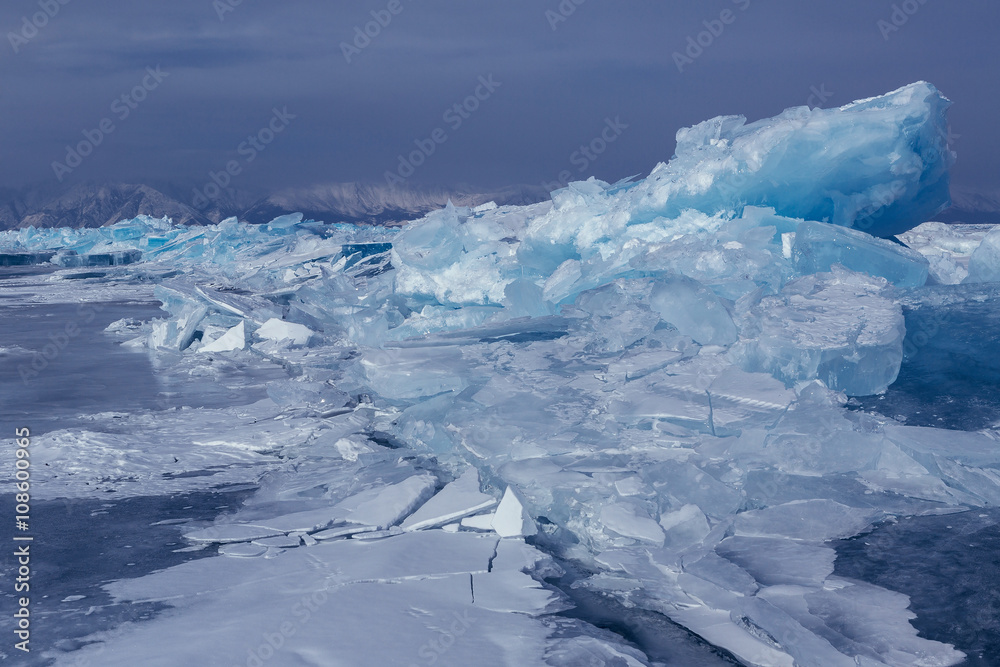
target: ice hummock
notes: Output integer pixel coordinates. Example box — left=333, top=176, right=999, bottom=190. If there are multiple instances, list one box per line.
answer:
left=2, top=82, right=991, bottom=667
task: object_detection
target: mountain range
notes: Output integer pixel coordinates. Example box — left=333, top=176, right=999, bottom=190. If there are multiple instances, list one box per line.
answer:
left=0, top=181, right=996, bottom=231
left=0, top=182, right=551, bottom=231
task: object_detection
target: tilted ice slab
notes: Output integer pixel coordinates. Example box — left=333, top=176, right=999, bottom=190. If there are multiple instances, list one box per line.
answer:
left=401, top=467, right=497, bottom=531
left=792, top=220, right=929, bottom=288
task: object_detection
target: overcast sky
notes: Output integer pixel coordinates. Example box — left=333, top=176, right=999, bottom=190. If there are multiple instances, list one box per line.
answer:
left=1, top=0, right=997, bottom=194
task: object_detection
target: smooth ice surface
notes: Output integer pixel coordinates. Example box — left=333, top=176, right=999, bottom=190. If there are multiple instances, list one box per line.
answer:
left=5, top=82, right=992, bottom=667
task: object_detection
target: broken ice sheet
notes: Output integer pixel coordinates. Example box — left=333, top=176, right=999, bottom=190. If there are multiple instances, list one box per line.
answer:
left=54, top=533, right=583, bottom=667
left=401, top=468, right=497, bottom=531
left=7, top=81, right=992, bottom=667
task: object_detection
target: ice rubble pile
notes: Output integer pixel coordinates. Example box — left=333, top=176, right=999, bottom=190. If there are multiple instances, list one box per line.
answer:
left=13, top=82, right=1000, bottom=666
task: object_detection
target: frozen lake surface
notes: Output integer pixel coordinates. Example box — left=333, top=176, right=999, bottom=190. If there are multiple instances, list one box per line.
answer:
left=836, top=508, right=1000, bottom=666
left=3, top=83, right=999, bottom=665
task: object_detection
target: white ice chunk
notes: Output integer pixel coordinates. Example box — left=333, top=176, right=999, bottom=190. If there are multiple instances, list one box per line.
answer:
left=251, top=534, right=302, bottom=548
left=898, top=221, right=988, bottom=284
left=461, top=513, right=496, bottom=531
left=218, top=543, right=268, bottom=558
left=312, top=524, right=378, bottom=540
left=198, top=320, right=245, bottom=353
left=252, top=507, right=343, bottom=533
left=600, top=503, right=665, bottom=545
left=334, top=473, right=437, bottom=529
left=491, top=486, right=537, bottom=538
left=401, top=468, right=497, bottom=531
left=256, top=317, right=314, bottom=346
left=351, top=526, right=403, bottom=540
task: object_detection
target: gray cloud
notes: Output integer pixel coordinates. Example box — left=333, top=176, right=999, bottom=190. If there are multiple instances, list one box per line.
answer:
left=1, top=0, right=997, bottom=193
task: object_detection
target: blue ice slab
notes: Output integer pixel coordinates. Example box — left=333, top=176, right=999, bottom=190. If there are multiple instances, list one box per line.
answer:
left=793, top=220, right=929, bottom=287
left=53, top=249, right=143, bottom=267
left=0, top=251, right=55, bottom=266
left=621, top=81, right=954, bottom=237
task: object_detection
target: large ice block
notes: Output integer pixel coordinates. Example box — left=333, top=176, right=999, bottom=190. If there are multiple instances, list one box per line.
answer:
left=731, top=267, right=906, bottom=395
left=623, top=81, right=954, bottom=237
left=792, top=220, right=929, bottom=287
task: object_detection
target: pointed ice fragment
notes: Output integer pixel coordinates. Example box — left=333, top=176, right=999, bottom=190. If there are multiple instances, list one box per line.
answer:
left=491, top=486, right=537, bottom=538
left=461, top=513, right=496, bottom=531
left=198, top=321, right=245, bottom=353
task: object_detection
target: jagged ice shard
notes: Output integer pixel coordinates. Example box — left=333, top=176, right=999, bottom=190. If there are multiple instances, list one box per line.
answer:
left=4, top=82, right=993, bottom=666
